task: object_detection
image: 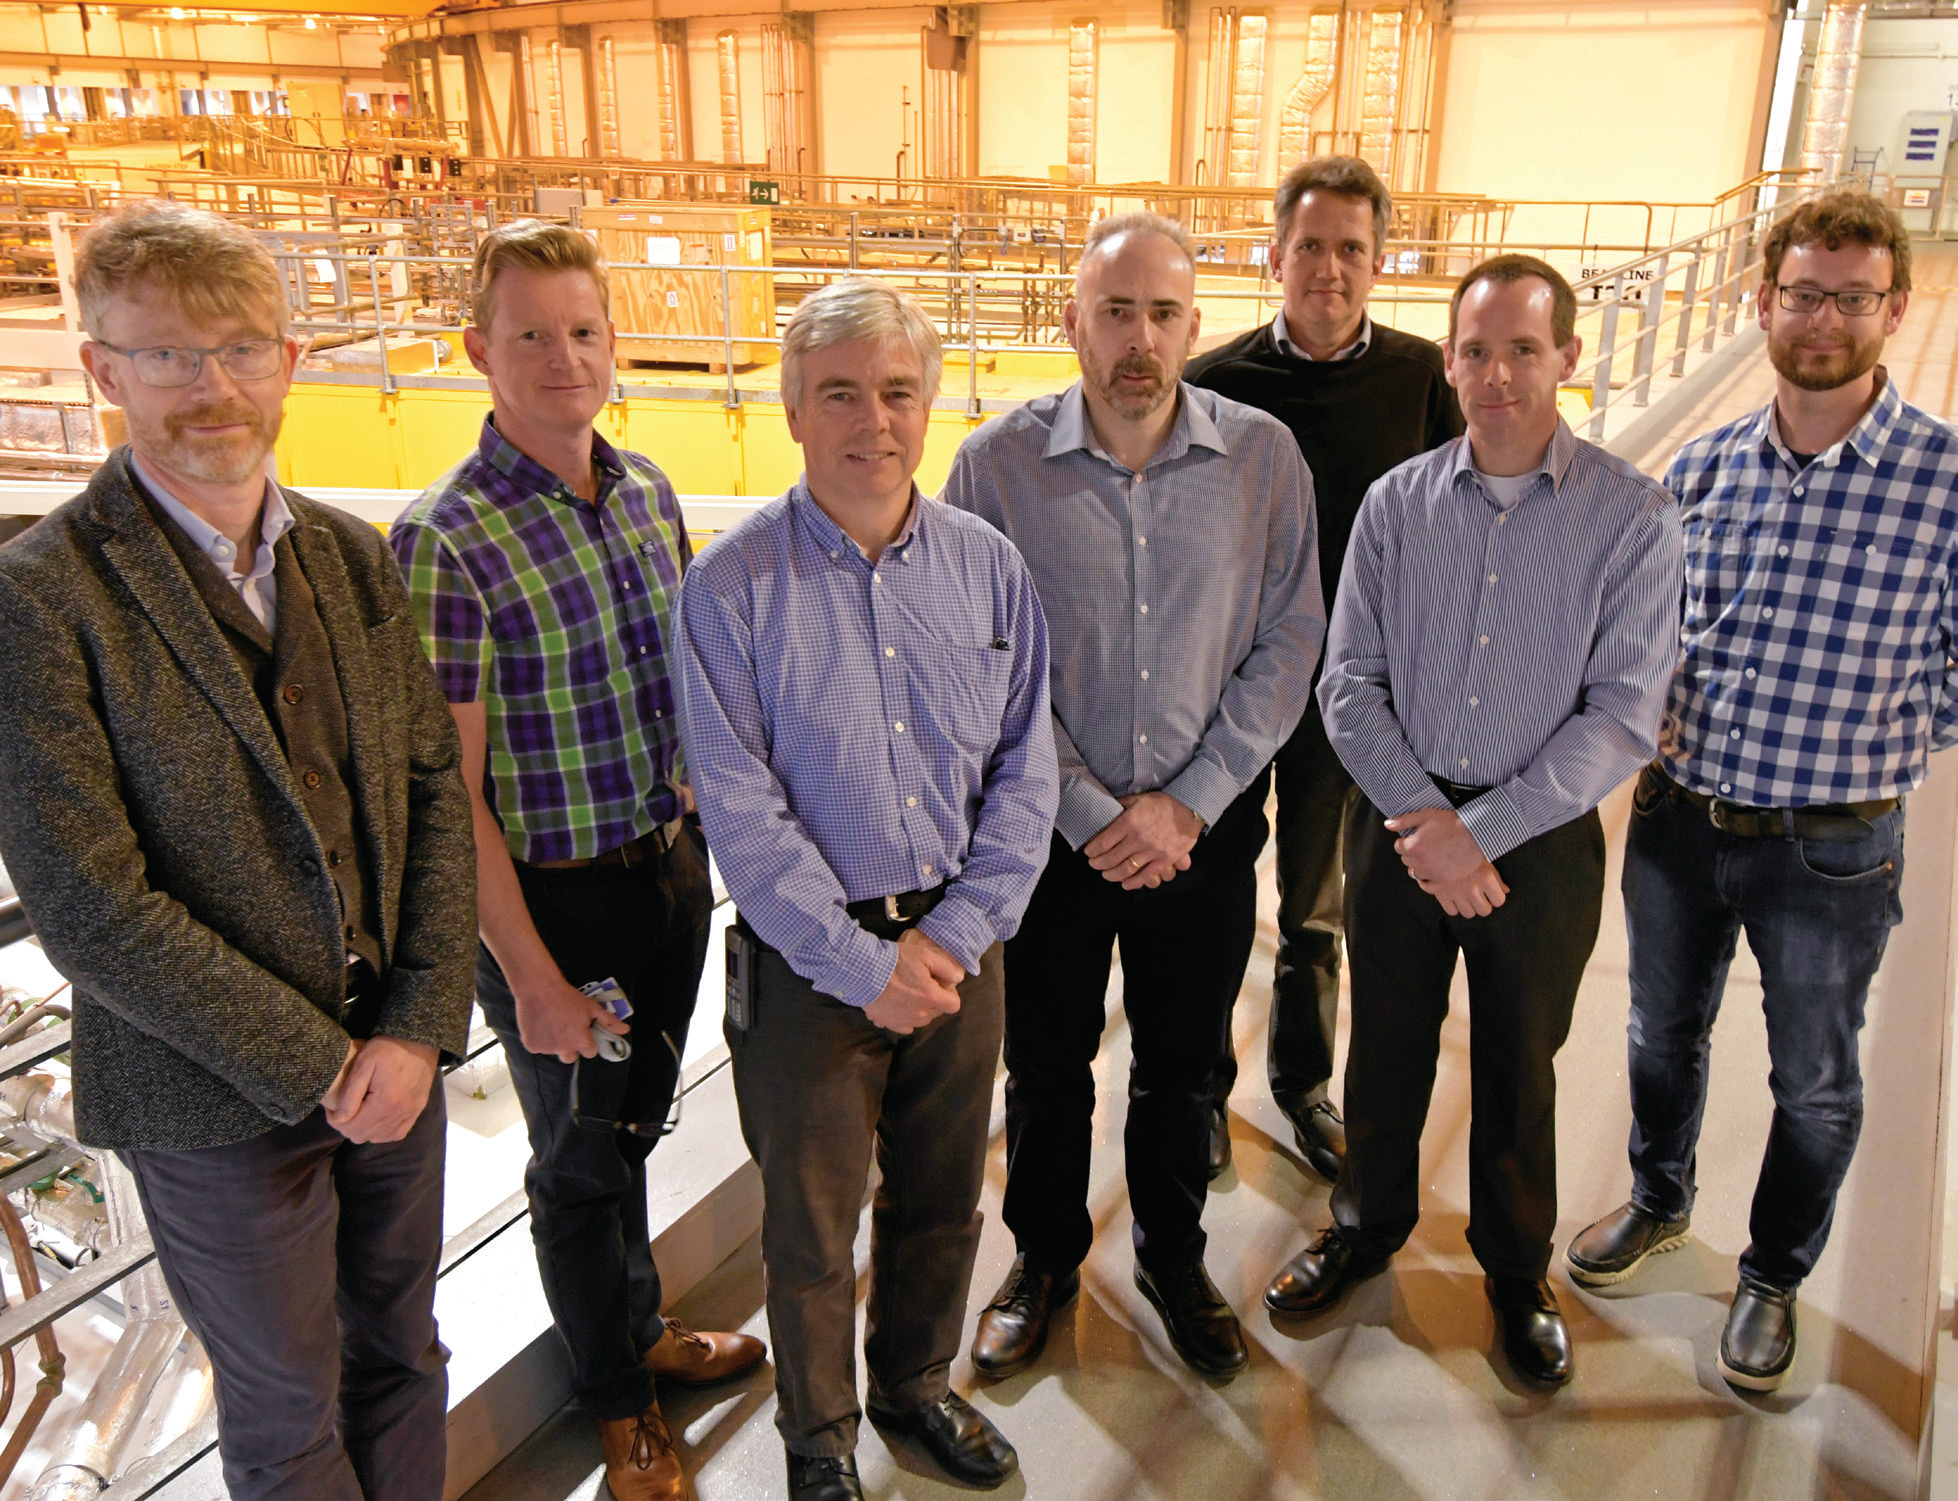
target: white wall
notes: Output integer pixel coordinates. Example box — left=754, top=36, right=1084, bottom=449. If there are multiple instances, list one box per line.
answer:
left=1847, top=17, right=1958, bottom=182
left=815, top=9, right=932, bottom=182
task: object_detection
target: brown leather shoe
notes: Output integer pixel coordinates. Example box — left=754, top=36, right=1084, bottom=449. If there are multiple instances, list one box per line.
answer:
left=643, top=1319, right=767, bottom=1386
left=598, top=1403, right=692, bottom=1501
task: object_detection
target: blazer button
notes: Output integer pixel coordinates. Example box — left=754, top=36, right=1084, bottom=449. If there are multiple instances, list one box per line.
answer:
left=345, top=925, right=358, bottom=942
left=303, top=770, right=322, bottom=789
left=283, top=683, right=305, bottom=704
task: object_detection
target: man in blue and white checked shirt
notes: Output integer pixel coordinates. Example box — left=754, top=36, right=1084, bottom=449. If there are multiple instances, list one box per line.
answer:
left=1567, top=192, right=1957, bottom=1394
left=943, top=212, right=1324, bottom=1385
left=1264, top=256, right=1684, bottom=1390
left=678, top=280, right=1057, bottom=1501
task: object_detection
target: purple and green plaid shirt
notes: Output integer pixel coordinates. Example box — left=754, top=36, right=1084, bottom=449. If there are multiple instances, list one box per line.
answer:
left=389, top=417, right=690, bottom=864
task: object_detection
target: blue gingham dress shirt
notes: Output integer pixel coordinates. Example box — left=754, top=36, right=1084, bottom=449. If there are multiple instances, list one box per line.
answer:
left=940, top=382, right=1324, bottom=848
left=677, top=484, right=1059, bottom=1007
left=1660, top=372, right=1958, bottom=808
left=1319, top=422, right=1685, bottom=861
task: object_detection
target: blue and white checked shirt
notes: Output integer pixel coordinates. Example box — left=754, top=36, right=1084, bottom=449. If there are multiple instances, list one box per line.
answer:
left=1320, top=422, right=1685, bottom=861
left=677, top=484, right=1059, bottom=1007
left=1661, top=373, right=1958, bottom=808
left=941, top=382, right=1324, bottom=847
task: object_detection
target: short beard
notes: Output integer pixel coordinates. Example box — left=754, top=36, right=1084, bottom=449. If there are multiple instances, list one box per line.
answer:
left=131, top=400, right=280, bottom=485
left=1768, top=330, right=1883, bottom=394
left=1082, top=348, right=1180, bottom=422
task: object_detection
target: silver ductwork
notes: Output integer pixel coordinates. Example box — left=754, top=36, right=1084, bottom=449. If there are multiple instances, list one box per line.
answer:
left=1277, top=11, right=1338, bottom=171
left=1225, top=13, right=1268, bottom=189
left=655, top=20, right=691, bottom=162
left=545, top=39, right=569, bottom=156
left=717, top=31, right=745, bottom=164
left=597, top=36, right=621, bottom=158
left=1067, top=20, right=1098, bottom=184
left=1799, top=0, right=1866, bottom=183
left=1358, top=8, right=1403, bottom=179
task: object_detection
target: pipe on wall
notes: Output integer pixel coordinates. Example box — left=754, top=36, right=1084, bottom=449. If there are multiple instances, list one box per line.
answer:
left=1358, top=7, right=1402, bottom=179
left=1276, top=10, right=1338, bottom=172
left=655, top=19, right=689, bottom=162
left=544, top=38, right=567, bottom=156
left=597, top=34, right=619, bottom=157
left=1799, top=0, right=1866, bottom=183
left=1066, top=18, right=1097, bottom=184
left=717, top=30, right=744, bottom=164
left=1224, top=11, right=1267, bottom=190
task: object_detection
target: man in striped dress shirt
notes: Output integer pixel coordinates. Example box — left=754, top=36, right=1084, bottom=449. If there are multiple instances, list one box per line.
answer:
left=1567, top=193, right=1957, bottom=1393
left=943, top=213, right=1325, bottom=1384
left=1263, top=255, right=1684, bottom=1388
left=679, top=280, right=1058, bottom=1501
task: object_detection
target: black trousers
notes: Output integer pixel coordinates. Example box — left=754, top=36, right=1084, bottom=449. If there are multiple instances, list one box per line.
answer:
left=123, top=1078, right=449, bottom=1501
left=474, top=823, right=714, bottom=1419
left=728, top=938, right=1004, bottom=1459
left=1331, top=796, right=1604, bottom=1280
left=1002, top=772, right=1269, bottom=1277
left=1211, top=703, right=1357, bottom=1112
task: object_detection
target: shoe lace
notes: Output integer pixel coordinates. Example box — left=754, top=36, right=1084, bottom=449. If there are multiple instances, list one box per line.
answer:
left=627, top=1409, right=674, bottom=1470
left=994, top=1265, right=1047, bottom=1314
left=660, top=1319, right=714, bottom=1358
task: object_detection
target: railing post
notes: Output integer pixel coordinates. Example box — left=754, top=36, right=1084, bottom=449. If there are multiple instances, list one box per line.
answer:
left=1702, top=232, right=1730, bottom=354
left=849, top=211, right=859, bottom=271
left=1587, top=274, right=1622, bottom=442
left=720, top=265, right=738, bottom=411
left=369, top=252, right=395, bottom=396
left=1632, top=251, right=1668, bottom=407
left=1671, top=250, right=1702, bottom=378
left=968, top=270, right=980, bottom=419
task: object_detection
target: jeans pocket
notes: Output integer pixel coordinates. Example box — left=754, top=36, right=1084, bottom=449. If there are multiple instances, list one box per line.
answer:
left=1795, top=824, right=1897, bottom=885
left=1631, top=765, right=1668, bottom=819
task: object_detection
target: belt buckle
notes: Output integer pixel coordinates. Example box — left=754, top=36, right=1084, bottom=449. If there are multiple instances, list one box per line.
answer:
left=1707, top=799, right=1732, bottom=832
left=884, top=894, right=903, bottom=923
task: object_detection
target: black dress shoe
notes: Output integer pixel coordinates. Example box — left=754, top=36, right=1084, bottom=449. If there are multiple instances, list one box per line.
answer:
left=865, top=1392, right=1018, bottom=1488
left=1134, top=1260, right=1248, bottom=1379
left=1564, top=1202, right=1691, bottom=1287
left=1718, top=1279, right=1797, bottom=1392
left=971, top=1255, right=1079, bottom=1377
left=1206, top=1101, right=1233, bottom=1181
left=1264, top=1226, right=1383, bottom=1316
left=1282, top=1100, right=1346, bottom=1181
left=786, top=1450, right=863, bottom=1501
left=1486, top=1276, right=1573, bottom=1386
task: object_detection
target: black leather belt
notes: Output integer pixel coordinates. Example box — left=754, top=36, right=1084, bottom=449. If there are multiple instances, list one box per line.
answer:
left=1435, top=778, right=1494, bottom=808
left=738, top=882, right=947, bottom=954
left=1654, top=768, right=1896, bottom=843
left=520, top=818, right=685, bottom=871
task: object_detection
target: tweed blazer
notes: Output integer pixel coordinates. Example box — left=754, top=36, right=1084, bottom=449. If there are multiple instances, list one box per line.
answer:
left=0, top=450, right=477, bottom=1150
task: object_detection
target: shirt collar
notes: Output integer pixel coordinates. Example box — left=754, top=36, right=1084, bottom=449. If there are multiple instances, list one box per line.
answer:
left=1447, top=419, right=1578, bottom=503
left=791, top=480, right=926, bottom=562
left=1042, top=380, right=1231, bottom=467
left=1758, top=366, right=1903, bottom=473
left=132, top=452, right=293, bottom=581
left=478, top=415, right=626, bottom=504
left=1271, top=310, right=1372, bottom=362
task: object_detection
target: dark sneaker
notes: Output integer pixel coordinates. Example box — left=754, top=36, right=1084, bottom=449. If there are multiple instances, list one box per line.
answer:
left=1718, top=1280, right=1797, bottom=1392
left=1565, top=1202, right=1691, bottom=1287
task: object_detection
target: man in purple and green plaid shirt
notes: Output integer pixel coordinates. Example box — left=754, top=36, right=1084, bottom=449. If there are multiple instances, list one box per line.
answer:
left=390, top=222, right=760, bottom=1501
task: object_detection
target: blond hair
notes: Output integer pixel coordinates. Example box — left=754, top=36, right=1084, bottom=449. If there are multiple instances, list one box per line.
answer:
left=470, top=220, right=610, bottom=331
left=72, top=199, right=288, bottom=339
left=780, top=278, right=943, bottom=414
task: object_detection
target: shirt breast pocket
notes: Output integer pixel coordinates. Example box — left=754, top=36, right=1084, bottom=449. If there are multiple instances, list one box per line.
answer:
left=1814, top=533, right=1936, bottom=638
left=916, top=640, right=1014, bottom=758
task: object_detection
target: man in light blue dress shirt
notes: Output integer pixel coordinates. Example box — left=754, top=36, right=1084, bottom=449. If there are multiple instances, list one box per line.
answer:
left=942, top=213, right=1325, bottom=1385
left=678, top=280, right=1057, bottom=1501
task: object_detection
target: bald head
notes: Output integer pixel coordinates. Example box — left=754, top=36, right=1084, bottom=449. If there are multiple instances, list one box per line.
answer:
left=1065, top=213, right=1202, bottom=428
left=1075, top=212, right=1197, bottom=295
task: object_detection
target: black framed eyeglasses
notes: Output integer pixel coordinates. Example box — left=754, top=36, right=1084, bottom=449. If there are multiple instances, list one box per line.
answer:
left=92, top=338, right=287, bottom=388
left=1775, top=285, right=1892, bottom=318
left=569, top=1030, right=685, bottom=1138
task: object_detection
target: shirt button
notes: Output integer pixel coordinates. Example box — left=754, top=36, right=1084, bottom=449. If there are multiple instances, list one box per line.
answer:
left=1138, top=734, right=1148, bottom=744
left=327, top=850, right=342, bottom=867
left=1140, top=670, right=1150, bottom=680
left=907, top=796, right=917, bottom=808
left=1720, top=783, right=1732, bottom=793
left=654, top=709, right=662, bottom=720
left=1496, top=514, right=1507, bottom=524
left=283, top=683, right=305, bottom=704
left=1479, top=635, right=1490, bottom=646
left=1487, top=573, right=1497, bottom=584
left=1139, top=604, right=1149, bottom=615
left=1469, top=696, right=1479, bottom=706
left=1730, top=728, right=1742, bottom=739
left=640, top=647, right=648, bottom=656
left=1778, top=546, right=1789, bottom=557
left=1745, top=667, right=1756, bottom=679
left=303, top=770, right=322, bottom=789
left=302, top=858, right=319, bottom=874
left=1866, top=544, right=1877, bottom=555
left=893, top=721, right=904, bottom=733
left=1459, top=758, right=1470, bottom=769
left=829, top=550, right=838, bottom=560
left=922, top=864, right=933, bottom=876
left=1138, top=536, right=1148, bottom=547
left=885, top=647, right=896, bottom=658
left=1763, top=607, right=1774, bottom=618
left=873, top=572, right=882, bottom=584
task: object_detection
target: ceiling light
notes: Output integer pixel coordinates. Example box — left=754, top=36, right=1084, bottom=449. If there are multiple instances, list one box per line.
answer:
left=304, top=16, right=315, bottom=25
left=169, top=6, right=183, bottom=16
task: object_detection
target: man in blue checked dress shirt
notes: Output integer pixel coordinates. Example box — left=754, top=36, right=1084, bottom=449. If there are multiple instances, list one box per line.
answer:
left=678, top=279, right=1058, bottom=1501
left=392, top=223, right=760, bottom=1501
left=1263, top=255, right=1685, bottom=1389
left=943, top=212, right=1326, bottom=1385
left=1567, top=192, right=1958, bottom=1394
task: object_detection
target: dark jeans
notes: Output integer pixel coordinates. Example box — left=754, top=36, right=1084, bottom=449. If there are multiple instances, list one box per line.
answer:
left=728, top=937, right=1004, bottom=1459
left=474, top=823, right=714, bottom=1419
left=1002, top=771, right=1269, bottom=1278
left=122, top=1078, right=449, bottom=1501
left=1211, top=703, right=1357, bottom=1112
left=1333, top=797, right=1604, bottom=1280
left=1622, top=766, right=1905, bottom=1290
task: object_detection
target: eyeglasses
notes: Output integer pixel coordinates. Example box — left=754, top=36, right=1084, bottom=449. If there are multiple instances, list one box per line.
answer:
left=93, top=338, right=287, bottom=388
left=569, top=1030, right=685, bottom=1138
left=1775, top=285, right=1893, bottom=318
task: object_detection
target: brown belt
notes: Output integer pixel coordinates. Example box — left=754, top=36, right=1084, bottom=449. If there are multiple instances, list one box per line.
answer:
left=520, top=818, right=686, bottom=871
left=1656, top=769, right=1896, bottom=842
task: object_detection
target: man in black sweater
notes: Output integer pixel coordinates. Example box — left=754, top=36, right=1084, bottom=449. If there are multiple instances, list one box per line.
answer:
left=1187, top=156, right=1462, bottom=1182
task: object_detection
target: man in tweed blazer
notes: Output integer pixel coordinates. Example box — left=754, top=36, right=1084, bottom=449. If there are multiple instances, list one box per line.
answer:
left=0, top=201, right=476, bottom=1501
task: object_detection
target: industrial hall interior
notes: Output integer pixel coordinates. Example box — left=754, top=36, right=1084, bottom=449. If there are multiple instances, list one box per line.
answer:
left=0, top=0, right=1956, bottom=1497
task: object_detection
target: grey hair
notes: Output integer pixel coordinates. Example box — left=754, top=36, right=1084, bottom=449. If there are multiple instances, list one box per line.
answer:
left=1078, top=212, right=1197, bottom=279
left=781, top=277, right=943, bottom=413
left=1273, top=155, right=1392, bottom=256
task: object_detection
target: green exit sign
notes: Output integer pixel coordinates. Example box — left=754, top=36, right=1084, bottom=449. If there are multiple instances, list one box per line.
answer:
left=748, top=180, right=781, bottom=205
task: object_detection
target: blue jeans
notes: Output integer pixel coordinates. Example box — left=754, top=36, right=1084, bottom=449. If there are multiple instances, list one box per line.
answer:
left=1622, top=766, right=1904, bottom=1290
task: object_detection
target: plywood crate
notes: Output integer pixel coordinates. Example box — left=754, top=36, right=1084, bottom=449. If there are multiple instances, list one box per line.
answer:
left=583, top=203, right=775, bottom=369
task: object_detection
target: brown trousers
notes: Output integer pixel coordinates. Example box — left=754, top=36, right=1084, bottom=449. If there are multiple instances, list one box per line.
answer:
left=727, top=939, right=1004, bottom=1459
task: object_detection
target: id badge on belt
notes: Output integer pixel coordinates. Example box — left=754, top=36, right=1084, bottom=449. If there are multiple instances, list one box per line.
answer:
left=725, top=926, right=756, bottom=1030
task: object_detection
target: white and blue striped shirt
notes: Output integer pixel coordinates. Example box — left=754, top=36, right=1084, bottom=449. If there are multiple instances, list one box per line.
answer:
left=1661, top=373, right=1958, bottom=808
left=677, top=484, right=1059, bottom=1007
left=941, top=382, right=1324, bottom=848
left=1320, top=422, right=1685, bottom=862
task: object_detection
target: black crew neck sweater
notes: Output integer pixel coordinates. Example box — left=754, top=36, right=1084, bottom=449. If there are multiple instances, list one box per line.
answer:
left=1186, top=319, right=1464, bottom=602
